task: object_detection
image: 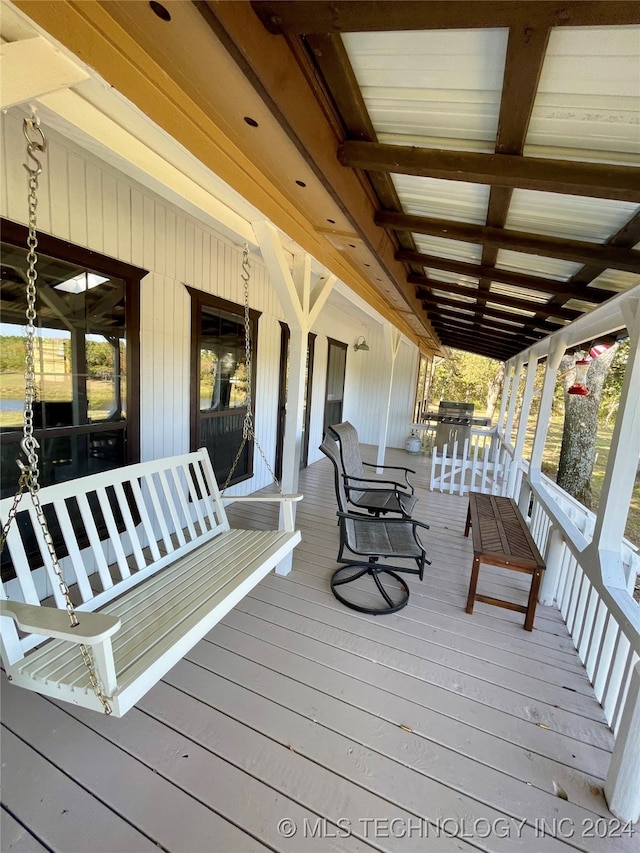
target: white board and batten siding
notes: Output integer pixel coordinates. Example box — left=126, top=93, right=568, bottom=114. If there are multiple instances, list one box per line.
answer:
left=349, top=330, right=418, bottom=451
left=1, top=109, right=422, bottom=480
left=1, top=111, right=284, bottom=494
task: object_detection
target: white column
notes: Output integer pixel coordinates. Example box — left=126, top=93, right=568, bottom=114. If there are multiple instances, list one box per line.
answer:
left=376, top=325, right=400, bottom=469
left=539, top=526, right=564, bottom=606
left=497, top=359, right=514, bottom=437
left=280, top=327, right=307, bottom=490
left=504, top=355, right=524, bottom=447
left=530, top=338, right=566, bottom=475
left=254, top=220, right=336, bottom=500
left=605, top=661, right=640, bottom=822
left=592, top=295, right=640, bottom=554
left=507, top=355, right=537, bottom=498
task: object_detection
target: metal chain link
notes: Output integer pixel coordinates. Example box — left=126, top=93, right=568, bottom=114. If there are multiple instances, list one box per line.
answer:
left=222, top=245, right=283, bottom=495
left=0, top=113, right=112, bottom=714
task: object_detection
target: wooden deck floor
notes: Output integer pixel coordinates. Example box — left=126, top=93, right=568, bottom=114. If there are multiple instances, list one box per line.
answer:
left=2, top=449, right=638, bottom=852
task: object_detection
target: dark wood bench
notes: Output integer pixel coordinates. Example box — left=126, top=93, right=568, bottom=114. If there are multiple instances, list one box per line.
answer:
left=464, top=492, right=545, bottom=631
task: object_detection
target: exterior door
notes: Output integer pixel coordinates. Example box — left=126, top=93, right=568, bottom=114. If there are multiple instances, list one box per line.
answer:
left=189, top=289, right=259, bottom=487
left=323, top=338, right=347, bottom=436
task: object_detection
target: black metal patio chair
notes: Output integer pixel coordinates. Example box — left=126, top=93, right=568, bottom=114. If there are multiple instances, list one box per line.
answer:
left=320, top=436, right=431, bottom=615
left=328, top=421, right=418, bottom=518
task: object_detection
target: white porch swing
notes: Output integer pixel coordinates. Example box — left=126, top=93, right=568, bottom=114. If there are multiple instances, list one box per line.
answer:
left=0, top=113, right=302, bottom=716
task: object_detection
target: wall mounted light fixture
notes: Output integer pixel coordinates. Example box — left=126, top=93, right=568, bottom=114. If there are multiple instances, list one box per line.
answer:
left=354, top=336, right=369, bottom=352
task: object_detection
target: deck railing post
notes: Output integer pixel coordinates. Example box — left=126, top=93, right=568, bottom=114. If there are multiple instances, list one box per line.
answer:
left=539, top=525, right=564, bottom=606
left=604, top=660, right=640, bottom=822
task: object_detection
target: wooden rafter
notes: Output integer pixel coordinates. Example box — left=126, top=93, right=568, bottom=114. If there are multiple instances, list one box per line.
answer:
left=396, top=251, right=613, bottom=303
left=338, top=142, right=640, bottom=203
left=246, top=1, right=640, bottom=359
left=429, top=313, right=544, bottom=343
left=430, top=320, right=533, bottom=348
left=412, top=276, right=581, bottom=320
left=419, top=292, right=565, bottom=331
left=252, top=1, right=640, bottom=34
left=376, top=212, right=640, bottom=273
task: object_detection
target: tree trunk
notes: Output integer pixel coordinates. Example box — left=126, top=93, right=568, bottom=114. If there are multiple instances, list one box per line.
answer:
left=485, top=362, right=505, bottom=422
left=556, top=344, right=619, bottom=508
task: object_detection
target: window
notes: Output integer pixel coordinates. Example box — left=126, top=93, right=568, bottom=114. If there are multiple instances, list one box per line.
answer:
left=0, top=220, right=143, bottom=500
left=189, top=289, right=259, bottom=486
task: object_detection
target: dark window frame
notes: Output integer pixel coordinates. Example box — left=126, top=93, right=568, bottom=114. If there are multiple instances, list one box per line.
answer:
left=1, top=218, right=144, bottom=470
left=187, top=287, right=260, bottom=487
left=1, top=219, right=145, bottom=579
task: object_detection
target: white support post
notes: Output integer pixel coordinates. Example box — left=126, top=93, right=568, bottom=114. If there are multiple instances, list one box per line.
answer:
left=507, top=355, right=537, bottom=498
left=592, top=296, right=640, bottom=555
left=539, top=526, right=565, bottom=606
left=280, top=326, right=306, bottom=490
left=253, top=219, right=337, bottom=514
left=376, top=325, right=401, bottom=469
left=497, top=359, right=514, bottom=438
left=530, top=338, right=566, bottom=474
left=604, top=661, right=640, bottom=822
left=504, top=355, right=524, bottom=447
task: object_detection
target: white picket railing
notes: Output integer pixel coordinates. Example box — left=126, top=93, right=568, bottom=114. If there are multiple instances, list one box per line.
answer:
left=519, top=472, right=640, bottom=733
left=428, top=430, right=640, bottom=820
left=429, top=427, right=515, bottom=495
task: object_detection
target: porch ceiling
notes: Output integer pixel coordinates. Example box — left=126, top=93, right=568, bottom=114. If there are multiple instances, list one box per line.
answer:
left=6, top=1, right=640, bottom=360
left=222, top=1, right=640, bottom=361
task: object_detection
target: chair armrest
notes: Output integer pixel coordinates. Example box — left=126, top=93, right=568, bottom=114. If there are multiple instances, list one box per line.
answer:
left=336, top=510, right=428, bottom=530
left=361, top=461, right=415, bottom=492
left=0, top=600, right=121, bottom=645
left=343, top=474, right=411, bottom=494
left=362, top=461, right=416, bottom=476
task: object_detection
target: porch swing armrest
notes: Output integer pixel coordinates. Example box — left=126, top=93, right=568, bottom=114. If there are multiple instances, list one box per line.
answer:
left=0, top=600, right=121, bottom=645
left=220, top=494, right=303, bottom=503
left=220, top=493, right=303, bottom=533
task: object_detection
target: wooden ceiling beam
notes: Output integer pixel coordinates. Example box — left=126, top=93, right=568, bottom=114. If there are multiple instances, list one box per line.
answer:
left=252, top=2, right=640, bottom=34
left=436, top=333, right=517, bottom=360
left=429, top=312, right=543, bottom=342
left=200, top=1, right=441, bottom=347
left=398, top=251, right=612, bottom=302
left=420, top=292, right=565, bottom=332
left=431, top=321, right=529, bottom=349
left=339, top=142, right=640, bottom=203
left=376, top=211, right=640, bottom=273
left=302, top=33, right=423, bottom=258
left=412, top=275, right=581, bottom=320
left=429, top=303, right=545, bottom=331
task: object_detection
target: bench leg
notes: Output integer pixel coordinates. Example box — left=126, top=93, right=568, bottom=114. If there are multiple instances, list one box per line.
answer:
left=275, top=553, right=293, bottom=576
left=466, top=556, right=481, bottom=614
left=464, top=503, right=471, bottom=537
left=524, top=568, right=544, bottom=631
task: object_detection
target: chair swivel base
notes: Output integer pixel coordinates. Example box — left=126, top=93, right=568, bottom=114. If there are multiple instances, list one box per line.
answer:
left=330, top=561, right=410, bottom=615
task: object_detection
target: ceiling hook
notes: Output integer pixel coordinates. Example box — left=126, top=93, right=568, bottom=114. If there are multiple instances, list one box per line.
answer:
left=23, top=115, right=47, bottom=177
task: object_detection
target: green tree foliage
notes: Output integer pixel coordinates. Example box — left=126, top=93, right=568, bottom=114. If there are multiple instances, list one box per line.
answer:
left=0, top=336, right=25, bottom=372
left=430, top=349, right=503, bottom=416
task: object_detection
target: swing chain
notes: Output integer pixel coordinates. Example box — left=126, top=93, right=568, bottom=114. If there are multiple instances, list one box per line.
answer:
left=0, top=114, right=112, bottom=715
left=222, top=245, right=283, bottom=495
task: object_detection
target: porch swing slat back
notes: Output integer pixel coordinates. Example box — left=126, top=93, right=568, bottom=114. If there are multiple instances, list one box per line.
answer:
left=0, top=448, right=302, bottom=716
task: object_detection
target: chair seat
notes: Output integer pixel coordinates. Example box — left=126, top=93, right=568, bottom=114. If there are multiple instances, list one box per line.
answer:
left=346, top=516, right=424, bottom=558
